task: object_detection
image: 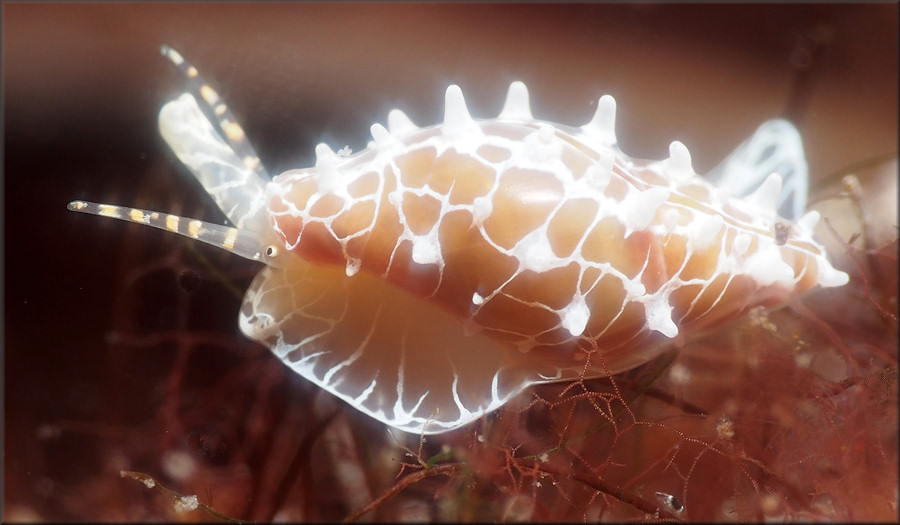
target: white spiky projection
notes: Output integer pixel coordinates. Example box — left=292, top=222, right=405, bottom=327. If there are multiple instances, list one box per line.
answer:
left=69, top=46, right=848, bottom=434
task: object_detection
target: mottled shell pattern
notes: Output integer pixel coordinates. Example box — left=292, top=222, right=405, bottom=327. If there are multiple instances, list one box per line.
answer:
left=69, top=46, right=848, bottom=434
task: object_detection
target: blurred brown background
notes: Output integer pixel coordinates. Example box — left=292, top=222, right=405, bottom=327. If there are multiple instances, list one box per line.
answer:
left=4, top=3, right=897, bottom=520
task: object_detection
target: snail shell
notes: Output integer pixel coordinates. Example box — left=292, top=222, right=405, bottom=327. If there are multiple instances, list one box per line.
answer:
left=69, top=46, right=848, bottom=434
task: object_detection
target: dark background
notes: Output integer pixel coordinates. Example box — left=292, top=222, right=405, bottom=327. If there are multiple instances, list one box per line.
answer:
left=4, top=3, right=897, bottom=520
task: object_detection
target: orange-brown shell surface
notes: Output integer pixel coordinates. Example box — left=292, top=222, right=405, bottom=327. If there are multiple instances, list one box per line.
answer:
left=222, top=83, right=848, bottom=433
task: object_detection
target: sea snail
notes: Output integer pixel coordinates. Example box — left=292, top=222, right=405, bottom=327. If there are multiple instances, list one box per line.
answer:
left=68, top=46, right=848, bottom=434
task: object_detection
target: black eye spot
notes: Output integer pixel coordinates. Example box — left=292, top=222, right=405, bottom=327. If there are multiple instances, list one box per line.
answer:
left=656, top=492, right=684, bottom=514
left=668, top=495, right=683, bottom=512
left=178, top=270, right=201, bottom=292
left=265, top=245, right=278, bottom=258
left=774, top=222, right=792, bottom=246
